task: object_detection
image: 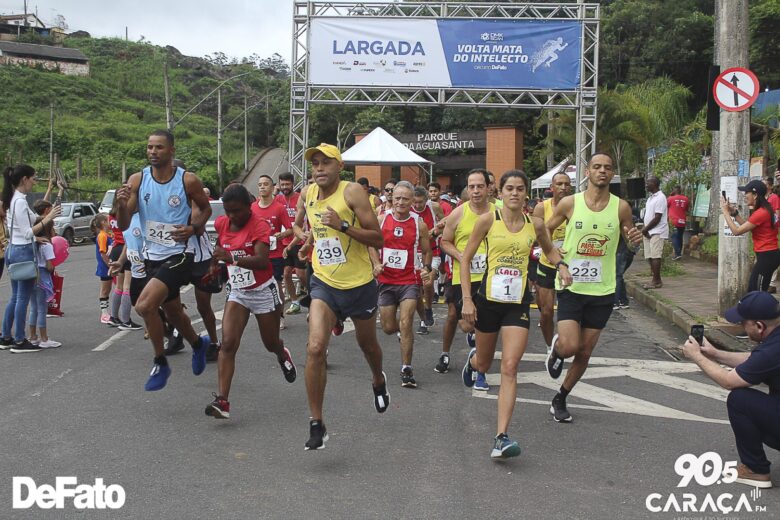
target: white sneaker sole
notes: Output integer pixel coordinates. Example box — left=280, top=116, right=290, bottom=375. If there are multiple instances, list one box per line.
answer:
left=549, top=405, right=573, bottom=423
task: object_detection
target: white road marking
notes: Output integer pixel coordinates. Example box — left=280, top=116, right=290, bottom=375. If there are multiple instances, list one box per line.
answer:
left=472, top=352, right=731, bottom=424
left=31, top=369, right=73, bottom=397
left=92, top=310, right=224, bottom=352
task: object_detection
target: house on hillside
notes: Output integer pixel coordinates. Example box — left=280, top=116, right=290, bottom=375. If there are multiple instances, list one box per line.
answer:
left=0, top=13, right=46, bottom=28
left=0, top=13, right=66, bottom=42
left=0, top=41, right=88, bottom=75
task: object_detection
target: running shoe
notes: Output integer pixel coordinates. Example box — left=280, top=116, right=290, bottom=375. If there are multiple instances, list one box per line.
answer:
left=416, top=322, right=429, bottom=335
left=735, top=463, right=773, bottom=489
left=280, top=317, right=286, bottom=330
left=462, top=348, right=477, bottom=387
left=191, top=336, right=209, bottom=376
left=205, top=393, right=230, bottom=419
left=100, top=313, right=112, bottom=324
left=332, top=320, right=344, bottom=337
left=550, top=393, right=573, bottom=423
left=279, top=347, right=297, bottom=383
left=545, top=333, right=564, bottom=379
left=206, top=342, right=220, bottom=363
left=373, top=371, right=390, bottom=413
left=0, top=336, right=13, bottom=349
left=474, top=372, right=490, bottom=391
left=467, top=331, right=476, bottom=348
left=434, top=353, right=450, bottom=374
left=612, top=303, right=621, bottom=311
left=118, top=320, right=142, bottom=331
left=305, top=419, right=328, bottom=450
left=164, top=331, right=185, bottom=355
left=424, top=308, right=435, bottom=327
left=107, top=316, right=122, bottom=327
left=286, top=301, right=301, bottom=315
left=144, top=361, right=171, bottom=391
left=10, top=339, right=42, bottom=353
left=38, top=339, right=62, bottom=349
left=490, top=433, right=522, bottom=460
left=400, top=367, right=417, bottom=388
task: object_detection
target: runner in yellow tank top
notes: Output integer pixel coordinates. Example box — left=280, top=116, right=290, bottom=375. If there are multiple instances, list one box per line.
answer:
left=459, top=170, right=564, bottom=459
left=532, top=172, right=572, bottom=354
left=540, top=153, right=643, bottom=423
left=292, top=143, right=389, bottom=451
left=438, top=169, right=494, bottom=378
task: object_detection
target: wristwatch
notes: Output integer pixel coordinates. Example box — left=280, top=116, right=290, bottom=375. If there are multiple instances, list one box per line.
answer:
left=340, top=220, right=350, bottom=233
left=556, top=260, right=568, bottom=270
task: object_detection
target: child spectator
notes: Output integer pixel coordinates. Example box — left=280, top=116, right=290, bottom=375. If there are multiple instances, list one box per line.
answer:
left=91, top=214, right=113, bottom=323
left=28, top=218, right=59, bottom=348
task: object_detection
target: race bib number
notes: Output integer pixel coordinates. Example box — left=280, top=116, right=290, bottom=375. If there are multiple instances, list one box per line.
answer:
left=146, top=220, right=177, bottom=247
left=470, top=254, right=487, bottom=274
left=315, top=236, right=347, bottom=266
left=382, top=248, right=408, bottom=270
left=570, top=259, right=602, bottom=283
left=126, top=248, right=143, bottom=265
left=227, top=264, right=256, bottom=289
left=491, top=271, right=523, bottom=302
left=269, top=235, right=277, bottom=251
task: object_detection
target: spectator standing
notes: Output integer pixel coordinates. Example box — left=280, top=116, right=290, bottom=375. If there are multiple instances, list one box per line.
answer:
left=641, top=177, right=667, bottom=289
left=27, top=218, right=59, bottom=348
left=666, top=186, right=689, bottom=260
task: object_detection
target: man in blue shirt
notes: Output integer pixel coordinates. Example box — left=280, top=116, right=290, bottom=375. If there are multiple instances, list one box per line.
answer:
left=683, top=291, right=780, bottom=489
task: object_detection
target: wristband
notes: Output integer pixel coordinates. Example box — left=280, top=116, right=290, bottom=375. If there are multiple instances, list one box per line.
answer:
left=556, top=260, right=568, bottom=270
left=424, top=264, right=433, bottom=271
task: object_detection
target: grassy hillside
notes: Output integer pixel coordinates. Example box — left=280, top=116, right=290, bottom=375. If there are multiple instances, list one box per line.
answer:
left=0, top=36, right=288, bottom=194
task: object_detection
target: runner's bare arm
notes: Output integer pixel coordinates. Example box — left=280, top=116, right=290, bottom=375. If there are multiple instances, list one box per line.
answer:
left=439, top=204, right=464, bottom=261
left=532, top=214, right=562, bottom=267
left=115, top=172, right=141, bottom=231
left=546, top=194, right=573, bottom=233
left=172, top=172, right=211, bottom=242
left=419, top=221, right=433, bottom=268
left=339, top=182, right=383, bottom=249
left=459, top=212, right=492, bottom=299
left=293, top=185, right=309, bottom=240
left=233, top=239, right=270, bottom=271
left=369, top=213, right=385, bottom=276
left=619, top=200, right=642, bottom=246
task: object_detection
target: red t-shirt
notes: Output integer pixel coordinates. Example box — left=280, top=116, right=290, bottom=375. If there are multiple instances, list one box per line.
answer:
left=439, top=200, right=453, bottom=217
left=251, top=199, right=292, bottom=259
left=768, top=193, right=780, bottom=213
left=410, top=202, right=438, bottom=255
left=108, top=214, right=125, bottom=245
left=667, top=194, right=689, bottom=228
left=748, top=206, right=779, bottom=253
left=215, top=213, right=273, bottom=290
left=275, top=192, right=300, bottom=247
left=378, top=212, right=420, bottom=286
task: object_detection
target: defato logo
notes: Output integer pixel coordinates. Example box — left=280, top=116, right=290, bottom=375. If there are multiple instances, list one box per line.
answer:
left=12, top=477, right=125, bottom=510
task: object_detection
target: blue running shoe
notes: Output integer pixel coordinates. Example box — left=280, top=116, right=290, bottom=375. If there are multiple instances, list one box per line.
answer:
left=490, top=433, right=521, bottom=460
left=462, top=348, right=477, bottom=387
left=192, top=335, right=209, bottom=376
left=474, top=372, right=489, bottom=391
left=145, top=362, right=171, bottom=391
left=467, top=331, right=476, bottom=348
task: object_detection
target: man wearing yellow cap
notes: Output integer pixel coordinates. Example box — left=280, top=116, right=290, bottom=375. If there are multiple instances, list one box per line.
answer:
left=292, top=143, right=389, bottom=450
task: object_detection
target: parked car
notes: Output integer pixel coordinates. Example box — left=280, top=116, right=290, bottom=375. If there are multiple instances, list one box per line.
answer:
left=54, top=202, right=98, bottom=245
left=99, top=189, right=115, bottom=214
left=205, top=200, right=225, bottom=246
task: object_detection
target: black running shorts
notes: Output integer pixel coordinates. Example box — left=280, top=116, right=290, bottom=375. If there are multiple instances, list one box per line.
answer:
left=556, top=290, right=615, bottom=330
left=145, top=253, right=194, bottom=302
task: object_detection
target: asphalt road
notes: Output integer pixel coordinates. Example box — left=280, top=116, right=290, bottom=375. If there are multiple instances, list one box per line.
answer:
left=0, top=244, right=777, bottom=519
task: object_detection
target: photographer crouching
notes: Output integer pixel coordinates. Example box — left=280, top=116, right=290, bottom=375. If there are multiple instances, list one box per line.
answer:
left=683, top=291, right=780, bottom=489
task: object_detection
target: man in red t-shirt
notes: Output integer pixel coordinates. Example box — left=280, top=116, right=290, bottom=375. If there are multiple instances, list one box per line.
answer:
left=428, top=182, right=452, bottom=217
left=276, top=172, right=308, bottom=314
left=667, top=186, right=689, bottom=260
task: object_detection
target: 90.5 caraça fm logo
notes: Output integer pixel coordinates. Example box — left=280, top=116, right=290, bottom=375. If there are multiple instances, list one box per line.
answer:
left=646, top=452, right=766, bottom=515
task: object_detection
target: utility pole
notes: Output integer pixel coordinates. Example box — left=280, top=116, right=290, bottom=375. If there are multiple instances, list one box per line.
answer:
left=244, top=95, right=249, bottom=173
left=715, top=0, right=751, bottom=314
left=49, top=101, right=54, bottom=177
left=163, top=56, right=174, bottom=132
left=217, top=87, right=223, bottom=193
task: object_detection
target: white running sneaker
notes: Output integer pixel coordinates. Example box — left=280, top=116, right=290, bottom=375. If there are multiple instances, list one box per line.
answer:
left=39, top=340, right=62, bottom=349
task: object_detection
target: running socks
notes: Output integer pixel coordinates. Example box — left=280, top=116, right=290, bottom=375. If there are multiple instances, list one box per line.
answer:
left=110, top=289, right=122, bottom=319
left=119, top=291, right=132, bottom=323
left=154, top=355, right=168, bottom=366
left=558, top=385, right=570, bottom=399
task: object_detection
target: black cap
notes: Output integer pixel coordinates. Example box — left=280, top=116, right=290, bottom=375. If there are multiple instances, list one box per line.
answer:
left=724, top=291, right=780, bottom=323
left=737, top=179, right=767, bottom=197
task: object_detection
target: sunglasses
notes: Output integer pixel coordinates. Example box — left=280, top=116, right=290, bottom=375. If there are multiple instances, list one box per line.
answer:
left=385, top=188, right=393, bottom=192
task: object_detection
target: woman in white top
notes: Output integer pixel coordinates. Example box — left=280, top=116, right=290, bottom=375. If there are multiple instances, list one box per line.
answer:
left=0, top=165, right=61, bottom=352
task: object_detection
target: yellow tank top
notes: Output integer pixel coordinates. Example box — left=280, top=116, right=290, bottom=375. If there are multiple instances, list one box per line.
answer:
left=479, top=211, right=536, bottom=303
left=540, top=198, right=567, bottom=268
left=305, top=181, right=373, bottom=290
left=452, top=201, right=495, bottom=286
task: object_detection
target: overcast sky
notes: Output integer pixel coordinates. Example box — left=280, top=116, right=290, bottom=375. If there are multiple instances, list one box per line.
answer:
left=0, top=0, right=308, bottom=62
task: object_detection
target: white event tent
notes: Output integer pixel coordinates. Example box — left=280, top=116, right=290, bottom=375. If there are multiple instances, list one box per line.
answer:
left=532, top=159, right=621, bottom=192
left=342, top=127, right=433, bottom=182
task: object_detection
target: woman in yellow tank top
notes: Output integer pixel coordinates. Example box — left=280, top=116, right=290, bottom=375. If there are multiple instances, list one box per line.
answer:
left=459, top=170, right=564, bottom=460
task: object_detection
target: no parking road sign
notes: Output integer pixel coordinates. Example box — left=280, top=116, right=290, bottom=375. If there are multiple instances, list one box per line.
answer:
left=713, top=67, right=759, bottom=112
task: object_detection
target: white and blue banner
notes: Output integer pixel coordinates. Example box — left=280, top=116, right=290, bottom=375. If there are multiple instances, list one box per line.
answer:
left=309, top=18, right=582, bottom=89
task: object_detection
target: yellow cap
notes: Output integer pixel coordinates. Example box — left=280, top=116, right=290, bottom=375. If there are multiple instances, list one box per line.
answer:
left=304, top=143, right=342, bottom=162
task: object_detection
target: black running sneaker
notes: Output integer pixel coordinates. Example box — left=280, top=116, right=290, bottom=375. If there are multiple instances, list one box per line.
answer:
left=305, top=419, right=328, bottom=450
left=205, top=393, right=230, bottom=419
left=118, top=320, right=142, bottom=331
left=400, top=367, right=417, bottom=388
left=205, top=342, right=220, bottom=363
left=550, top=393, right=573, bottom=423
left=0, top=336, right=14, bottom=350
left=545, top=334, right=564, bottom=379
left=434, top=353, right=450, bottom=374
left=10, top=339, right=42, bottom=353
left=373, top=371, right=390, bottom=413
left=107, top=316, right=122, bottom=327
left=278, top=347, right=297, bottom=383
left=164, top=330, right=185, bottom=355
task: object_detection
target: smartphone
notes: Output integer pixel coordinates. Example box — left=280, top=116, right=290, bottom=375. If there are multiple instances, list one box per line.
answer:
left=691, top=324, right=705, bottom=346
left=721, top=190, right=727, bottom=201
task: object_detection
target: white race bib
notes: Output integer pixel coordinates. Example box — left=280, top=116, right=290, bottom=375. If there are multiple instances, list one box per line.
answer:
left=490, top=270, right=523, bottom=302
left=315, top=236, right=347, bottom=266
left=269, top=235, right=277, bottom=251
left=227, top=264, right=256, bottom=289
left=382, top=248, right=408, bottom=270
left=126, top=248, right=143, bottom=265
left=570, top=259, right=602, bottom=283
left=470, top=254, right=487, bottom=274
left=146, top=220, right=177, bottom=247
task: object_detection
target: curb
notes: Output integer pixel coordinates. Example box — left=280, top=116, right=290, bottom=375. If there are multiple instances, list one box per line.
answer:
left=625, top=278, right=752, bottom=353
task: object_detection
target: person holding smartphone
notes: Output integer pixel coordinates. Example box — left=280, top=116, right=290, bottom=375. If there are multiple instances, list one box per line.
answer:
left=682, top=291, right=780, bottom=489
